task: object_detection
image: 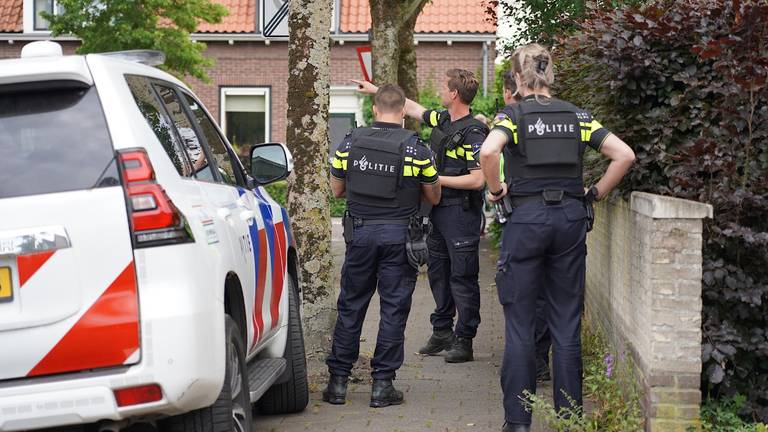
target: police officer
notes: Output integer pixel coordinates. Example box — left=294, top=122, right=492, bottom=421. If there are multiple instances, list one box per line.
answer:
left=353, top=70, right=487, bottom=364
left=479, top=44, right=635, bottom=432
left=324, top=84, right=441, bottom=408
left=501, top=70, right=551, bottom=383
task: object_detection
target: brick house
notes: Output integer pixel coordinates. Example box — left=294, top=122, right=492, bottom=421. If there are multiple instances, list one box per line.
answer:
left=0, top=0, right=497, bottom=153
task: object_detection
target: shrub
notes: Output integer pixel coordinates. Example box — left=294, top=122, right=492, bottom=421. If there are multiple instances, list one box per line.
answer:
left=264, top=181, right=345, bottom=217
left=523, top=317, right=644, bottom=431
left=556, top=0, right=768, bottom=420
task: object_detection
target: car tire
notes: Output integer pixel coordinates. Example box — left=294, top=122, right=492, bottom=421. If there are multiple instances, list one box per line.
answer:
left=257, top=278, right=309, bottom=414
left=161, top=315, right=252, bottom=432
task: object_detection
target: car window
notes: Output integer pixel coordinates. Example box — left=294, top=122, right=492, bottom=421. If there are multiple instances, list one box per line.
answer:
left=0, top=84, right=119, bottom=199
left=154, top=84, right=215, bottom=182
left=180, top=92, right=240, bottom=186
left=125, top=75, right=191, bottom=177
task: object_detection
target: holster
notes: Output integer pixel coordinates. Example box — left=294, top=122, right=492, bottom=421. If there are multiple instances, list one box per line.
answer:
left=406, top=215, right=431, bottom=269
left=585, top=200, right=595, bottom=232
left=342, top=211, right=354, bottom=243
left=497, top=195, right=514, bottom=218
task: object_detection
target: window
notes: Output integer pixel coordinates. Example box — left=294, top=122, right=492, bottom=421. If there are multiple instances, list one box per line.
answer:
left=32, top=0, right=62, bottom=30
left=180, top=92, right=240, bottom=186
left=0, top=84, right=117, bottom=199
left=125, top=75, right=191, bottom=177
left=154, top=85, right=215, bottom=182
left=329, top=113, right=355, bottom=159
left=220, top=87, right=270, bottom=155
left=328, top=86, right=363, bottom=160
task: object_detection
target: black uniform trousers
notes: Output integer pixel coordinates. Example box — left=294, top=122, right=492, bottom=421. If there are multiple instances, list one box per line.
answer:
left=495, top=198, right=588, bottom=425
left=426, top=203, right=482, bottom=339
left=326, top=224, right=418, bottom=380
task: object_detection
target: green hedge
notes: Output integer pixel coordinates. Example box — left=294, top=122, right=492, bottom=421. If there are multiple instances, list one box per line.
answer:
left=263, top=181, right=346, bottom=217
left=556, top=0, right=768, bottom=420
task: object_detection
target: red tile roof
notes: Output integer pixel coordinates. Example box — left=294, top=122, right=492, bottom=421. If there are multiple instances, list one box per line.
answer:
left=197, top=0, right=256, bottom=33
left=341, top=0, right=496, bottom=34
left=0, top=0, right=495, bottom=35
left=0, top=0, right=22, bottom=33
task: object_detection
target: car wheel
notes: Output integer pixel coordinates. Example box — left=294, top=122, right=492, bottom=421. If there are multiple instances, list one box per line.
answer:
left=257, top=278, right=309, bottom=414
left=161, top=315, right=251, bottom=432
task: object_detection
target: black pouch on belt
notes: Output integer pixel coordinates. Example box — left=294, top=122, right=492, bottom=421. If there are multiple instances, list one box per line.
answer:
left=342, top=211, right=354, bottom=243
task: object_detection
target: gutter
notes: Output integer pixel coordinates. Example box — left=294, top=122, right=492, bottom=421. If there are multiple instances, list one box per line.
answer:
left=482, top=40, right=489, bottom=96
left=0, top=32, right=497, bottom=44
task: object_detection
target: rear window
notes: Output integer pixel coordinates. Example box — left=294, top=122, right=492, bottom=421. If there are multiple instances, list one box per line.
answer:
left=0, top=84, right=118, bottom=199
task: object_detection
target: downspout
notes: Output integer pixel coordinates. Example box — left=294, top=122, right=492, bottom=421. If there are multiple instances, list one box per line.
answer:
left=482, top=41, right=489, bottom=97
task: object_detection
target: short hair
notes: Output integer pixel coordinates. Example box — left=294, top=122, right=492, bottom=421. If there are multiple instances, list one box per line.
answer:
left=446, top=69, right=479, bottom=105
left=502, top=70, right=521, bottom=101
left=374, top=84, right=406, bottom=114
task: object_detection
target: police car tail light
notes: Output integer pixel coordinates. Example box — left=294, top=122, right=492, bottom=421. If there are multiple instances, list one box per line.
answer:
left=118, top=149, right=193, bottom=248
left=114, top=384, right=163, bottom=407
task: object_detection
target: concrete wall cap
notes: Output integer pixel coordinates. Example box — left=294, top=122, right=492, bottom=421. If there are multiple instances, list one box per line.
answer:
left=630, top=192, right=713, bottom=219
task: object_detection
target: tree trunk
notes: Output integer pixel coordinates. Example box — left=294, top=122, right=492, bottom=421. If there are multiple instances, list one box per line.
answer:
left=370, top=0, right=429, bottom=132
left=397, top=5, right=426, bottom=131
left=286, top=0, right=334, bottom=351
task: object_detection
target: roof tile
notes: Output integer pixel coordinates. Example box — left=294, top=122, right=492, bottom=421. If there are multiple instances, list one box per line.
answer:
left=341, top=0, right=496, bottom=34
left=197, top=0, right=256, bottom=33
left=0, top=0, right=22, bottom=33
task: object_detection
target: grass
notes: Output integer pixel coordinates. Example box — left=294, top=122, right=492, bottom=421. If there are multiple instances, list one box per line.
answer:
left=522, top=316, right=644, bottom=431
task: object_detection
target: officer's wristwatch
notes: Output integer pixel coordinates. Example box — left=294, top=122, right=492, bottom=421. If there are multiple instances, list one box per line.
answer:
left=490, top=187, right=505, bottom=197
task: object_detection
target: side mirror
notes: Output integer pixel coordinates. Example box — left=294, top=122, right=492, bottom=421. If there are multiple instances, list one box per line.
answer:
left=250, top=142, right=293, bottom=185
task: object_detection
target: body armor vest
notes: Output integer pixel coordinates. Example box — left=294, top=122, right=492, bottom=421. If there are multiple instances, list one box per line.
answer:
left=429, top=115, right=489, bottom=203
left=500, top=98, right=584, bottom=187
left=346, top=127, right=420, bottom=209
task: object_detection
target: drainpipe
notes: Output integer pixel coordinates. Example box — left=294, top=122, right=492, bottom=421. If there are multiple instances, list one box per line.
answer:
left=482, top=41, right=489, bottom=97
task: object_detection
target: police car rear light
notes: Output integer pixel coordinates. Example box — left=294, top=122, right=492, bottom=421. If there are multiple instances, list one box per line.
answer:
left=114, top=384, right=163, bottom=407
left=118, top=149, right=193, bottom=248
left=131, top=194, right=157, bottom=211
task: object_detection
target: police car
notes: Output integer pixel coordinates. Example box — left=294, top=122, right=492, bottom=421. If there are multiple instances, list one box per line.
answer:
left=0, top=41, right=308, bottom=431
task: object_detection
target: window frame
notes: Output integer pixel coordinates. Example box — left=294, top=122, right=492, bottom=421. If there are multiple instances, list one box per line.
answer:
left=24, top=0, right=60, bottom=32
left=124, top=74, right=194, bottom=178
left=219, top=86, right=272, bottom=145
left=178, top=88, right=247, bottom=187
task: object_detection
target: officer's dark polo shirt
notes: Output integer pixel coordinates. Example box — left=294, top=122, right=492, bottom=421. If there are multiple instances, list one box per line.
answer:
left=331, top=122, right=438, bottom=220
left=422, top=109, right=485, bottom=174
left=491, top=96, right=612, bottom=194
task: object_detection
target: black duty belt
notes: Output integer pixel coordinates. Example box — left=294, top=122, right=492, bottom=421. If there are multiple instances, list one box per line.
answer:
left=352, top=217, right=411, bottom=228
left=510, top=190, right=584, bottom=208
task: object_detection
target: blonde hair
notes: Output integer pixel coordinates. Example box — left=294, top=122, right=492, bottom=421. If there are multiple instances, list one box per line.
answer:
left=511, top=43, right=554, bottom=99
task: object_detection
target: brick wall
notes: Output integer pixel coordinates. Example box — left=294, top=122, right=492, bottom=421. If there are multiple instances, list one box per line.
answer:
left=188, top=40, right=496, bottom=143
left=586, top=192, right=712, bottom=431
left=0, top=39, right=495, bottom=144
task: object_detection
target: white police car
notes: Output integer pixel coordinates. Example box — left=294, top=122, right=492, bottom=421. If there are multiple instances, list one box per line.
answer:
left=0, top=41, right=308, bottom=431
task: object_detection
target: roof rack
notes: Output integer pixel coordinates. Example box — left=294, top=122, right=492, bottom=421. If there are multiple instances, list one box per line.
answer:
left=100, top=50, right=166, bottom=67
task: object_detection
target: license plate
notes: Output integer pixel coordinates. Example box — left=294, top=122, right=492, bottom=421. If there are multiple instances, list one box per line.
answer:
left=0, top=267, right=12, bottom=303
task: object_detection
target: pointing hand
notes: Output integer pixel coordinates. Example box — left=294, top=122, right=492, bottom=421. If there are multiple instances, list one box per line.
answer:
left=351, top=79, right=378, bottom=95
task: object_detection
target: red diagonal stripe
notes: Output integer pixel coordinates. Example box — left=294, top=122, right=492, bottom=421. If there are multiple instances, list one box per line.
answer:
left=252, top=229, right=268, bottom=345
left=27, top=262, right=140, bottom=377
left=17, top=251, right=55, bottom=288
left=270, top=221, right=287, bottom=328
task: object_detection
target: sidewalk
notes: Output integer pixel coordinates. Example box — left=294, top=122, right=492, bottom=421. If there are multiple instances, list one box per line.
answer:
left=253, top=219, right=556, bottom=432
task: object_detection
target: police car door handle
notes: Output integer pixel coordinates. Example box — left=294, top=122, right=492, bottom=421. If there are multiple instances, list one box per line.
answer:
left=239, top=210, right=255, bottom=222
left=217, top=207, right=232, bottom=220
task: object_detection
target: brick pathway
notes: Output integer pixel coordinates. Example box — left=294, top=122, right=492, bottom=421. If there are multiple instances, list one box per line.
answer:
left=253, top=219, right=557, bottom=432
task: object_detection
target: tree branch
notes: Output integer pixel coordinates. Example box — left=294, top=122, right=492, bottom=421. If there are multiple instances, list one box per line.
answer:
left=402, top=0, right=429, bottom=22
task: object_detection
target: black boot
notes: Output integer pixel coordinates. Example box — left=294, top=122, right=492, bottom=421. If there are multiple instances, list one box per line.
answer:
left=502, top=422, right=531, bottom=432
left=322, top=375, right=348, bottom=405
left=369, top=379, right=404, bottom=408
left=418, top=329, right=454, bottom=355
left=536, top=363, right=551, bottom=382
left=444, top=337, right=473, bottom=363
